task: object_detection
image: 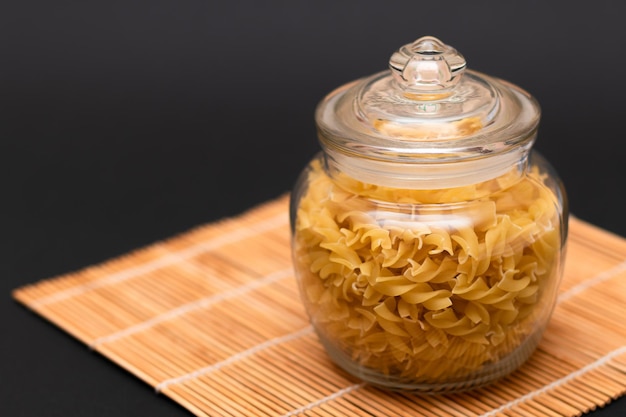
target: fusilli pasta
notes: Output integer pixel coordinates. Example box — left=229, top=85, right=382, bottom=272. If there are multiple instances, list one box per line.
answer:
left=292, top=157, right=563, bottom=387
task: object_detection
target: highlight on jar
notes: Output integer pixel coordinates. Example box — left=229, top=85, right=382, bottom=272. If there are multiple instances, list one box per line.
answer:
left=289, top=36, right=568, bottom=393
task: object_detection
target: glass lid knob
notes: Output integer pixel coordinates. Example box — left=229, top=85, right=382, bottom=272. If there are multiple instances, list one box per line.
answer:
left=389, top=36, right=467, bottom=92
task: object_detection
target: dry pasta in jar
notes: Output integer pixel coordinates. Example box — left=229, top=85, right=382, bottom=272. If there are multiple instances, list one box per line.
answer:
left=289, top=36, right=567, bottom=392
left=290, top=154, right=565, bottom=391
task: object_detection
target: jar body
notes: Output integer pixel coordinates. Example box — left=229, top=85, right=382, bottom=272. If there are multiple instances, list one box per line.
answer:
left=289, top=152, right=567, bottom=393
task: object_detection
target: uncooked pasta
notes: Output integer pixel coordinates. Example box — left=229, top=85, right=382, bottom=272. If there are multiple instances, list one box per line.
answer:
left=292, top=157, right=562, bottom=387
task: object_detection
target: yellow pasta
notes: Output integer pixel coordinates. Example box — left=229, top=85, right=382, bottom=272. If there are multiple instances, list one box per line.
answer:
left=292, top=157, right=563, bottom=389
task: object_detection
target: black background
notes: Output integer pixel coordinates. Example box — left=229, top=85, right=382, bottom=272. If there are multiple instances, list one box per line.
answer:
left=2, top=1, right=626, bottom=416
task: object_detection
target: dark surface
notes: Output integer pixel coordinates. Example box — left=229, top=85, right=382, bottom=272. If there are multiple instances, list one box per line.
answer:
left=2, top=1, right=625, bottom=416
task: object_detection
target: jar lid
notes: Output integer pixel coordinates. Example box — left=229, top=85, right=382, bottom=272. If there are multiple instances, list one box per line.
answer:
left=316, top=36, right=541, bottom=189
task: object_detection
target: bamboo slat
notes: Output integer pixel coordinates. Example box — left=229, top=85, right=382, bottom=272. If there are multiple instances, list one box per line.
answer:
left=12, top=195, right=626, bottom=416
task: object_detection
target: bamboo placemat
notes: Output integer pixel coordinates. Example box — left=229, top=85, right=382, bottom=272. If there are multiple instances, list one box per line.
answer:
left=13, top=195, right=626, bottom=416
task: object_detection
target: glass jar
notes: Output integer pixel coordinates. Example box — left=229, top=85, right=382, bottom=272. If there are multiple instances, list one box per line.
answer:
left=289, top=36, right=568, bottom=393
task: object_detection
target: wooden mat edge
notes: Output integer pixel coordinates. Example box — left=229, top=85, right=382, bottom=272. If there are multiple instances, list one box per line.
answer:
left=12, top=194, right=291, bottom=306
